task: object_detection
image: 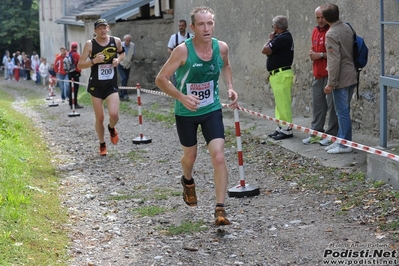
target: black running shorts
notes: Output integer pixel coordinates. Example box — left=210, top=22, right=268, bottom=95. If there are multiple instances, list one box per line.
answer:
left=175, top=109, right=225, bottom=147
left=87, top=84, right=119, bottom=100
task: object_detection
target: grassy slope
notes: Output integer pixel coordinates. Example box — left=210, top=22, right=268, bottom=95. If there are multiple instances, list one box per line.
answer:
left=0, top=89, right=69, bottom=265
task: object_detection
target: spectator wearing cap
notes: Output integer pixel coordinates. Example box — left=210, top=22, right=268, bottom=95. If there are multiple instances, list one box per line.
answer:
left=68, top=42, right=83, bottom=109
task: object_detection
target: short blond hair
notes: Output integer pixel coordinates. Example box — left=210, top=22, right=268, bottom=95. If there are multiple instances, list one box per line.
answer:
left=190, top=6, right=214, bottom=25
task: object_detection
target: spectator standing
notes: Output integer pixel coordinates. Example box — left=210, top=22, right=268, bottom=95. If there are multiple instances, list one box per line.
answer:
left=39, top=57, right=50, bottom=89
left=77, top=18, right=125, bottom=156
left=167, top=19, right=193, bottom=55
left=13, top=52, right=21, bottom=81
left=49, top=63, right=56, bottom=77
left=68, top=42, right=83, bottom=109
left=322, top=3, right=357, bottom=154
left=6, top=57, right=14, bottom=80
left=302, top=6, right=338, bottom=146
left=117, top=34, right=135, bottom=101
left=31, top=55, right=41, bottom=85
left=20, top=52, right=26, bottom=80
left=262, top=15, right=295, bottom=140
left=31, top=51, right=39, bottom=63
left=155, top=6, right=238, bottom=226
left=24, top=54, right=32, bottom=81
left=54, top=47, right=69, bottom=103
left=167, top=19, right=192, bottom=85
left=3, top=50, right=9, bottom=80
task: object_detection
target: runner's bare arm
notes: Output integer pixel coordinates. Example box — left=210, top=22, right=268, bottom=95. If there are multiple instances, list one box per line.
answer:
left=77, top=40, right=93, bottom=70
left=155, top=44, right=200, bottom=111
left=219, top=41, right=238, bottom=108
left=113, top=37, right=125, bottom=67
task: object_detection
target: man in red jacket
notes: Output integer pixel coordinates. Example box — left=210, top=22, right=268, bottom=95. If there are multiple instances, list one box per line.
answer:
left=68, top=42, right=83, bottom=109
left=54, top=47, right=69, bottom=103
left=302, top=6, right=338, bottom=146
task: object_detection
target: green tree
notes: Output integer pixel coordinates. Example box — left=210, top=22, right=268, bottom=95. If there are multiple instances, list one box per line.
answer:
left=0, top=0, right=39, bottom=55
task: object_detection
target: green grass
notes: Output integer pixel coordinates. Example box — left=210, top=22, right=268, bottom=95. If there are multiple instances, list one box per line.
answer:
left=164, top=220, right=207, bottom=235
left=134, top=206, right=169, bottom=217
left=0, top=89, right=69, bottom=265
left=153, top=188, right=181, bottom=200
left=76, top=86, right=92, bottom=107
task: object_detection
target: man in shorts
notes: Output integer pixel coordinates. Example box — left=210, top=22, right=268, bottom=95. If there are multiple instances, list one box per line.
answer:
left=155, top=6, right=238, bottom=226
left=77, top=18, right=125, bottom=156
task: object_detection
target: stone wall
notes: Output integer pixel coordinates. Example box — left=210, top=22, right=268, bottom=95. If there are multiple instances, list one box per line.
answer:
left=173, top=0, right=399, bottom=140
left=111, top=19, right=175, bottom=89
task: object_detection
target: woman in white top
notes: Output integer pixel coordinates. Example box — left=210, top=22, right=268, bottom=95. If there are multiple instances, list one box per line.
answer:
left=31, top=55, right=41, bottom=84
left=39, top=57, right=50, bottom=88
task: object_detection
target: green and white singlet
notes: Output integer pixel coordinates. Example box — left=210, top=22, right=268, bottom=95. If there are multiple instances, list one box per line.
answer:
left=174, top=38, right=224, bottom=117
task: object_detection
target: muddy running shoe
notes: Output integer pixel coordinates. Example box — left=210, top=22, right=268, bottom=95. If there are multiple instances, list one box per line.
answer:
left=214, top=207, right=231, bottom=226
left=181, top=176, right=197, bottom=207
left=99, top=144, right=107, bottom=156
left=108, top=124, right=119, bottom=145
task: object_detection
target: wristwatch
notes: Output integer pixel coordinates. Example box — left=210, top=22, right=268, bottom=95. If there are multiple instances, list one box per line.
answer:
left=320, top=52, right=324, bottom=58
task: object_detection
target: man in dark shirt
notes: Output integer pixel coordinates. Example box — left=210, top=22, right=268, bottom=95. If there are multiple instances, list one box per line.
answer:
left=262, top=15, right=294, bottom=140
left=23, top=53, right=31, bottom=81
left=77, top=19, right=125, bottom=156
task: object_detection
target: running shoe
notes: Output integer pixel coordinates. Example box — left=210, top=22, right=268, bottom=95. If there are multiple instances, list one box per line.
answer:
left=181, top=176, right=197, bottom=207
left=214, top=207, right=231, bottom=226
left=99, top=144, right=107, bottom=156
left=108, top=125, right=119, bottom=145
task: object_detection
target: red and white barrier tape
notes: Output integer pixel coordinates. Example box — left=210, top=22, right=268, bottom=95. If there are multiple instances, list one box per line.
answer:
left=221, top=104, right=399, bottom=162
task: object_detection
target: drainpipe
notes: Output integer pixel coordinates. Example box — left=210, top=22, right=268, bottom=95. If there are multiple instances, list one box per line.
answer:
left=49, top=0, right=52, bottom=21
left=63, top=0, right=68, bottom=48
left=41, top=0, right=44, bottom=20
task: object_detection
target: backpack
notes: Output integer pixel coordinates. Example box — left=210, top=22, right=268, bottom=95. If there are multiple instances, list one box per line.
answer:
left=346, top=22, right=369, bottom=99
left=63, top=51, right=76, bottom=73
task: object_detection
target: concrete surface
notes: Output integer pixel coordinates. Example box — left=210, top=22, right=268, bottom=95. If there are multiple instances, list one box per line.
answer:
left=367, top=153, right=399, bottom=188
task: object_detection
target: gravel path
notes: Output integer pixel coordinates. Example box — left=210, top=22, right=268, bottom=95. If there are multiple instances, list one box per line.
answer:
left=3, top=79, right=397, bottom=266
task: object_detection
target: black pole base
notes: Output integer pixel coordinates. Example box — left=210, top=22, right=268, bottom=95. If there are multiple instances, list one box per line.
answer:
left=48, top=103, right=59, bottom=107
left=68, top=112, right=80, bottom=117
left=228, top=184, right=260, bottom=198
left=132, top=136, right=152, bottom=144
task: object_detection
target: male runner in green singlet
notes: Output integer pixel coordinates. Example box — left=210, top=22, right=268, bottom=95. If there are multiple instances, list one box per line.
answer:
left=155, top=6, right=238, bottom=226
